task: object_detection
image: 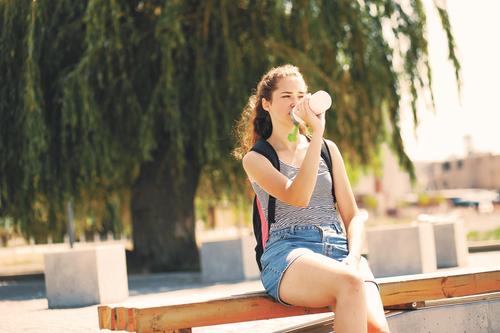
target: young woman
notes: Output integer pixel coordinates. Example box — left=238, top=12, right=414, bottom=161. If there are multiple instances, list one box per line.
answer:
left=233, top=65, right=390, bottom=333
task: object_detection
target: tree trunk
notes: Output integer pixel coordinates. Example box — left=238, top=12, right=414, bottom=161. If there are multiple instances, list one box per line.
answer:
left=130, top=149, right=201, bottom=273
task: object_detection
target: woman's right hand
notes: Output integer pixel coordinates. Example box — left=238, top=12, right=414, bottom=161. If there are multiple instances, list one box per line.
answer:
left=294, top=94, right=326, bottom=136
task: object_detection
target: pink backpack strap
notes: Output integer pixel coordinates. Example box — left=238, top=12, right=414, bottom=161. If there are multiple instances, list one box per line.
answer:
left=256, top=197, right=269, bottom=250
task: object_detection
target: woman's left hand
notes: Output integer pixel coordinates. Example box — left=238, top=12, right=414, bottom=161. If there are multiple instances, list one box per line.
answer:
left=343, top=253, right=361, bottom=270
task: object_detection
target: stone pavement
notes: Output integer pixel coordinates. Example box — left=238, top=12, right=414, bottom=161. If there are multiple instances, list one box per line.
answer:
left=0, top=271, right=334, bottom=333
left=1, top=251, right=500, bottom=333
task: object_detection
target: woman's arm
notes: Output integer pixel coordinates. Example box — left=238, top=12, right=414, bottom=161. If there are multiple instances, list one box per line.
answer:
left=243, top=94, right=326, bottom=208
left=326, top=139, right=367, bottom=262
left=243, top=132, right=324, bottom=207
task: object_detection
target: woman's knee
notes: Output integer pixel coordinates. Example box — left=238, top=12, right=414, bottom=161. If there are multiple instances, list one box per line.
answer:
left=321, top=269, right=364, bottom=310
left=336, top=268, right=365, bottom=294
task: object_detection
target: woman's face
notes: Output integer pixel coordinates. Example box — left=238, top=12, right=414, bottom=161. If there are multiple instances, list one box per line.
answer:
left=263, top=76, right=307, bottom=128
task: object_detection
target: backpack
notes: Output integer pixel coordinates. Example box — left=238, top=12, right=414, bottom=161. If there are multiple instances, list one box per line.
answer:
left=250, top=138, right=336, bottom=271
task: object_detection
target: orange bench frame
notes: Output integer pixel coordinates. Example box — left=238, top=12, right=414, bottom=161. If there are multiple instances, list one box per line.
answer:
left=98, top=267, right=500, bottom=333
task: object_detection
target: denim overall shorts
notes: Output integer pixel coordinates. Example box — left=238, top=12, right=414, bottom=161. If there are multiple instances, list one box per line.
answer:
left=260, top=223, right=348, bottom=305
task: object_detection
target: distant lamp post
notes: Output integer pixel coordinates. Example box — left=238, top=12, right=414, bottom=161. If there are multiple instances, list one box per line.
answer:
left=66, top=201, right=75, bottom=248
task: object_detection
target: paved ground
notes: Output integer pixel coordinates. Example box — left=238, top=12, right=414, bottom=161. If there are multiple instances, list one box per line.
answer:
left=1, top=251, right=500, bottom=333
left=0, top=272, right=335, bottom=333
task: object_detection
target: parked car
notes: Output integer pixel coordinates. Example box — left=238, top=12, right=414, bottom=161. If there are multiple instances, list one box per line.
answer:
left=450, top=197, right=479, bottom=208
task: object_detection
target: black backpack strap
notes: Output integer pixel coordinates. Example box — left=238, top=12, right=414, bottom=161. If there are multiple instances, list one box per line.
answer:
left=321, top=139, right=336, bottom=203
left=250, top=139, right=279, bottom=224
left=252, top=198, right=264, bottom=271
left=252, top=138, right=335, bottom=206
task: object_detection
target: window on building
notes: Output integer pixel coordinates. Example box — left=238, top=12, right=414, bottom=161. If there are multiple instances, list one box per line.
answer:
left=457, top=160, right=463, bottom=169
left=442, top=162, right=451, bottom=171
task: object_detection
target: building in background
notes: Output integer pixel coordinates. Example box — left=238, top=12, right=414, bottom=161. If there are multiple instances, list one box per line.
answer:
left=418, top=153, right=500, bottom=190
left=353, top=136, right=500, bottom=215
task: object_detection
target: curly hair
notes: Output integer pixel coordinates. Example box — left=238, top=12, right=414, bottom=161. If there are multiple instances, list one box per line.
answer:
left=232, top=64, right=308, bottom=160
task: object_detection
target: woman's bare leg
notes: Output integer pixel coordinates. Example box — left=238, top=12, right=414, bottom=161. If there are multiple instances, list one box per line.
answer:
left=278, top=250, right=367, bottom=333
left=358, top=257, right=390, bottom=333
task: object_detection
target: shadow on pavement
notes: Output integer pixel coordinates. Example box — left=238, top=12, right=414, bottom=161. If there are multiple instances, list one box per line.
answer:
left=0, top=271, right=249, bottom=301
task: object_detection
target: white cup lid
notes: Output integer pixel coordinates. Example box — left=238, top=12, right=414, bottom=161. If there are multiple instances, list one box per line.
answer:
left=309, top=90, right=332, bottom=113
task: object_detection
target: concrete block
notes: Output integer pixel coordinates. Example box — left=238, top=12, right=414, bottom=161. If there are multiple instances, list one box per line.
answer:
left=432, top=219, right=468, bottom=268
left=200, top=235, right=259, bottom=282
left=489, top=298, right=500, bottom=332
left=388, top=298, right=500, bottom=333
left=44, top=244, right=128, bottom=308
left=366, top=223, right=437, bottom=277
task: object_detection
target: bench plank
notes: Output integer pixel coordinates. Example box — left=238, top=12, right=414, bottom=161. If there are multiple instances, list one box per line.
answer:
left=135, top=296, right=328, bottom=333
left=98, top=267, right=500, bottom=332
left=378, top=267, right=500, bottom=305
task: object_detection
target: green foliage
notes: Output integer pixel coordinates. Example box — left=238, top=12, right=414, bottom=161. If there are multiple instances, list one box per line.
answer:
left=1, top=0, right=460, bottom=241
left=363, top=195, right=379, bottom=210
left=417, top=192, right=445, bottom=207
left=467, top=228, right=500, bottom=242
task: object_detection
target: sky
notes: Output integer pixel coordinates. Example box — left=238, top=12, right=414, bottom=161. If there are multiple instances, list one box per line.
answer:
left=400, top=0, right=500, bottom=162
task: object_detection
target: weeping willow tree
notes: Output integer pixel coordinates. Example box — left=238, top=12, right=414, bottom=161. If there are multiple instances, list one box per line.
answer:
left=0, top=0, right=459, bottom=271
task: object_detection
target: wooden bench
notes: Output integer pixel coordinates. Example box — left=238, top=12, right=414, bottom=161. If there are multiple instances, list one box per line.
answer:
left=98, top=266, right=500, bottom=332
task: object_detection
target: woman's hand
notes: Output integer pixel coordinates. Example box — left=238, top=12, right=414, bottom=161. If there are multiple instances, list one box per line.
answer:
left=343, top=253, right=361, bottom=270
left=294, top=94, right=326, bottom=136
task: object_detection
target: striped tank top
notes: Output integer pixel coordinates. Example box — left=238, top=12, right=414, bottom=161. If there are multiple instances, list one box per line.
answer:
left=251, top=157, right=343, bottom=234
